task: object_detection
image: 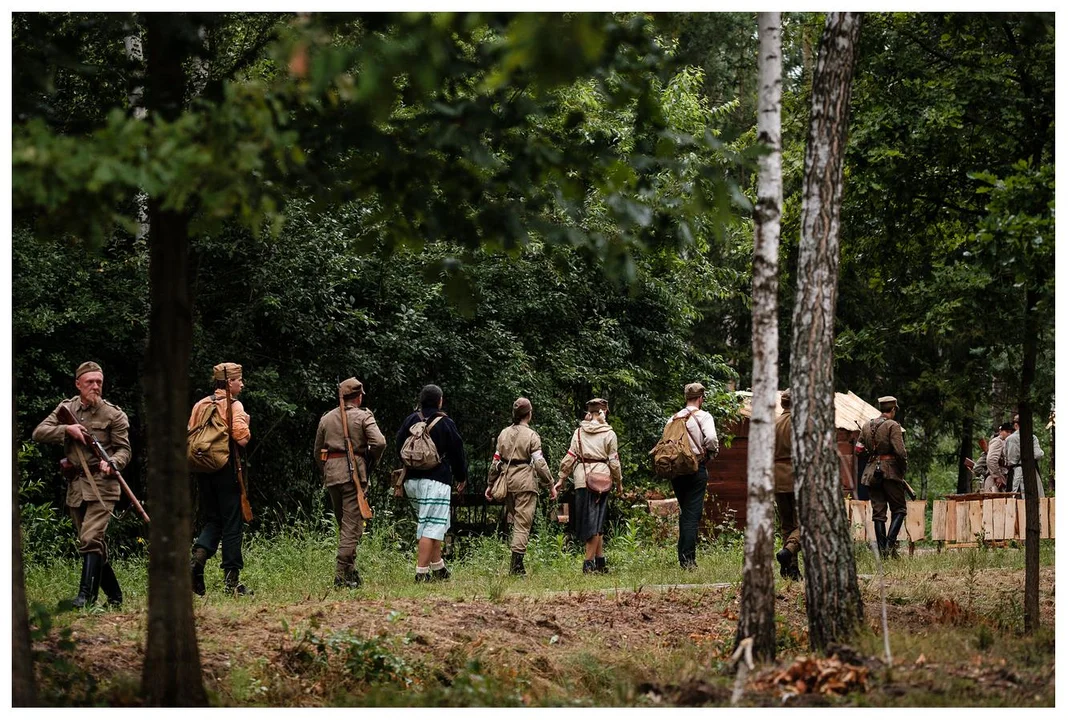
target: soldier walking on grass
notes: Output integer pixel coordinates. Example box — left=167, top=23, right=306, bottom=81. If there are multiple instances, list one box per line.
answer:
left=189, top=362, right=253, bottom=596
left=314, top=377, right=386, bottom=589
left=857, top=395, right=908, bottom=558
left=485, top=397, right=557, bottom=576
left=33, top=361, right=131, bottom=609
left=773, top=389, right=801, bottom=580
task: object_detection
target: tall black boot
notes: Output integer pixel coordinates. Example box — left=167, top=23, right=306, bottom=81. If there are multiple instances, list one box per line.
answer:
left=886, top=514, right=906, bottom=559
left=224, top=569, right=253, bottom=596
left=595, top=556, right=608, bottom=574
left=99, top=561, right=123, bottom=608
left=873, top=521, right=888, bottom=558
left=510, top=551, right=526, bottom=576
left=71, top=553, right=103, bottom=609
left=191, top=547, right=208, bottom=596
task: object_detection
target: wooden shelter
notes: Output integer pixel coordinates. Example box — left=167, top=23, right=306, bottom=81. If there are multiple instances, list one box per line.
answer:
left=703, top=390, right=883, bottom=533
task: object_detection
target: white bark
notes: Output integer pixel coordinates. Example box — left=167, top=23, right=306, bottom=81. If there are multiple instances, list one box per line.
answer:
left=736, top=11, right=783, bottom=661
left=124, top=27, right=149, bottom=241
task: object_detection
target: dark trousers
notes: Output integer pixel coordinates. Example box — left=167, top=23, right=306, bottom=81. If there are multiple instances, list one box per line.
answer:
left=670, top=466, right=708, bottom=567
left=193, top=465, right=244, bottom=571
left=869, top=478, right=907, bottom=524
left=774, top=491, right=801, bottom=555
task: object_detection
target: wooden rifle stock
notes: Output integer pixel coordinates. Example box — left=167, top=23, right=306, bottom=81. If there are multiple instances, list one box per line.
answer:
left=56, top=405, right=150, bottom=523
left=224, top=370, right=253, bottom=523
left=338, top=385, right=373, bottom=520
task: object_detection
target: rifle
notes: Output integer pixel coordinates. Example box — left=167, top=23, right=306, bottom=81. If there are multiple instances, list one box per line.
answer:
left=338, top=383, right=373, bottom=520
left=224, top=368, right=253, bottom=523
left=56, top=404, right=150, bottom=523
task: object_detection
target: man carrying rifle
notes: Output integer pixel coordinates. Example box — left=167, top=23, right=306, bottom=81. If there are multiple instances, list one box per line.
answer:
left=189, top=362, right=253, bottom=596
left=314, top=377, right=386, bottom=589
left=33, top=361, right=131, bottom=609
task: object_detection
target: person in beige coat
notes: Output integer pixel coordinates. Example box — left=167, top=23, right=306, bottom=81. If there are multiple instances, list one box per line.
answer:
left=314, top=377, right=386, bottom=589
left=555, top=398, right=623, bottom=574
left=485, top=398, right=557, bottom=575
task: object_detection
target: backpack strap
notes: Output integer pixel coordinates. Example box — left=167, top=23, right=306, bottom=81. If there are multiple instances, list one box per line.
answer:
left=680, top=409, right=704, bottom=455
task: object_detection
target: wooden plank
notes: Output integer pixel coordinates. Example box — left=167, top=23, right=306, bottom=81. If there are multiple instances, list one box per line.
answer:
left=1005, top=498, right=1018, bottom=540
left=905, top=500, right=925, bottom=542
left=969, top=501, right=983, bottom=543
left=1039, top=498, right=1049, bottom=538
left=1049, top=498, right=1055, bottom=539
left=956, top=501, right=970, bottom=543
left=931, top=501, right=946, bottom=541
left=850, top=500, right=872, bottom=541
left=981, top=499, right=994, bottom=540
left=946, top=500, right=957, bottom=542
left=991, top=497, right=1006, bottom=540
left=1017, top=499, right=1027, bottom=539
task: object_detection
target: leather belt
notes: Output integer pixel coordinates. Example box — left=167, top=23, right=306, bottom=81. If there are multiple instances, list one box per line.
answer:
left=320, top=450, right=347, bottom=461
left=502, top=458, right=529, bottom=466
left=878, top=454, right=896, bottom=462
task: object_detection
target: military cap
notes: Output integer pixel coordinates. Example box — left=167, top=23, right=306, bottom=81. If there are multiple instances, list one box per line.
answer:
left=512, top=397, right=532, bottom=421
left=212, top=362, right=243, bottom=381
left=878, top=395, right=898, bottom=411
left=75, top=361, right=103, bottom=378
left=684, top=382, right=706, bottom=400
left=780, top=389, right=792, bottom=407
left=586, top=397, right=609, bottom=411
left=339, top=377, right=364, bottom=396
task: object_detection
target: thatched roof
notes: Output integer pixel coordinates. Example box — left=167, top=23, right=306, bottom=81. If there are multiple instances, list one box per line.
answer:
left=735, top=390, right=882, bottom=432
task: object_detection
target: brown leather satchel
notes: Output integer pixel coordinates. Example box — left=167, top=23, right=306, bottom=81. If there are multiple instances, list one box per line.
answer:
left=576, top=428, right=612, bottom=494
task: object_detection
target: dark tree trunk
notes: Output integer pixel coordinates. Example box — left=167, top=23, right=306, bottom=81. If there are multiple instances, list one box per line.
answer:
left=141, top=14, right=207, bottom=706
left=1019, top=286, right=1040, bottom=633
left=957, top=415, right=974, bottom=494
left=736, top=10, right=783, bottom=663
left=13, top=388, right=37, bottom=707
left=790, top=11, right=864, bottom=653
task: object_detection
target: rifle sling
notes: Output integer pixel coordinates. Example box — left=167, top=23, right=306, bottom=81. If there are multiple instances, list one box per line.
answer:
left=72, top=443, right=116, bottom=518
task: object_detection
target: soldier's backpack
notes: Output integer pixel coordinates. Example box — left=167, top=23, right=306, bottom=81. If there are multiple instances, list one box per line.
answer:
left=187, top=399, right=230, bottom=473
left=650, top=410, right=703, bottom=479
left=400, top=413, right=445, bottom=471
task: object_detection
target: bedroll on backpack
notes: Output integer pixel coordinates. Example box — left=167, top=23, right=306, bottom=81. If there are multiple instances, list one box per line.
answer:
left=187, top=403, right=230, bottom=473
left=400, top=415, right=444, bottom=471
left=650, top=413, right=699, bottom=479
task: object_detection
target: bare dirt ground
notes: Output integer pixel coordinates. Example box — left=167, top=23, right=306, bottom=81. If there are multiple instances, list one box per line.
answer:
left=37, top=566, right=1055, bottom=706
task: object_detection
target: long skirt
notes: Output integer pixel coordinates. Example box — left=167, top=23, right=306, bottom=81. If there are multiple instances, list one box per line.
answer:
left=404, top=477, right=451, bottom=541
left=574, top=487, right=608, bottom=543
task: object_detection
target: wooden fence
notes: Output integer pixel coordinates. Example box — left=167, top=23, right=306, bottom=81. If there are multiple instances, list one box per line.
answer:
left=845, top=495, right=1056, bottom=552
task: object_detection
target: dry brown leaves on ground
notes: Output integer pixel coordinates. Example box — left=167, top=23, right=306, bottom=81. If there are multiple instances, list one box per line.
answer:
left=752, top=652, right=869, bottom=697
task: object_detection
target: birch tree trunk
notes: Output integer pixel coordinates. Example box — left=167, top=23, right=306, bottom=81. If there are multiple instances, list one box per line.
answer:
left=790, top=11, right=864, bottom=652
left=141, top=15, right=206, bottom=705
left=735, top=10, right=783, bottom=663
left=123, top=22, right=149, bottom=242
left=12, top=389, right=36, bottom=706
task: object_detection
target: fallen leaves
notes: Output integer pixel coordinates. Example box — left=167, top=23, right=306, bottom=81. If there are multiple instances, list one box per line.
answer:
left=752, top=653, right=869, bottom=698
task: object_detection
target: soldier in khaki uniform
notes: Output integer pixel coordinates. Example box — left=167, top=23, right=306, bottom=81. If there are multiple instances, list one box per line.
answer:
left=33, top=361, right=131, bottom=609
left=857, top=395, right=908, bottom=558
left=313, top=377, right=386, bottom=589
left=773, top=389, right=801, bottom=580
left=484, top=398, right=557, bottom=575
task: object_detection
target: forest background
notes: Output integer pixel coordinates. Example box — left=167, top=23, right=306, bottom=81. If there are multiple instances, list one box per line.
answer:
left=12, top=11, right=1054, bottom=564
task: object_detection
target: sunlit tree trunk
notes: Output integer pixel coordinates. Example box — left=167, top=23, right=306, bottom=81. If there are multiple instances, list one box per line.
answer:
left=141, top=14, right=206, bottom=706
left=790, top=11, right=864, bottom=653
left=735, top=10, right=782, bottom=663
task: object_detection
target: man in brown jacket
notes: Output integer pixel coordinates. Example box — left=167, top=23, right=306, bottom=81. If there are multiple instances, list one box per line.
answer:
left=773, top=389, right=801, bottom=580
left=857, top=395, right=909, bottom=558
left=33, top=361, right=131, bottom=609
left=485, top=397, right=557, bottom=575
left=314, top=377, right=386, bottom=588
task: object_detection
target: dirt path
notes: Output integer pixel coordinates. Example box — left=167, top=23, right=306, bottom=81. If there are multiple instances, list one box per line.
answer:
left=41, top=566, right=1055, bottom=706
